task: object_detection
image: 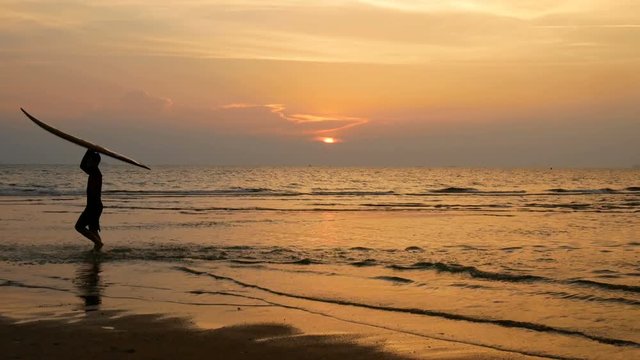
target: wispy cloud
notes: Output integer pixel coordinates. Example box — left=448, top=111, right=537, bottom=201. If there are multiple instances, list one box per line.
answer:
left=2, top=0, right=639, bottom=65
left=534, top=24, right=640, bottom=28
left=221, top=103, right=368, bottom=138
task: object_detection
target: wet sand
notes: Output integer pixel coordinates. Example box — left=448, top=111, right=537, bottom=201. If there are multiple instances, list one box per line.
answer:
left=0, top=287, right=537, bottom=360
left=1, top=313, right=413, bottom=360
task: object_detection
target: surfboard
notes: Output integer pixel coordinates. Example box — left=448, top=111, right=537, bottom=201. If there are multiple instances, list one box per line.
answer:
left=20, top=108, right=151, bottom=170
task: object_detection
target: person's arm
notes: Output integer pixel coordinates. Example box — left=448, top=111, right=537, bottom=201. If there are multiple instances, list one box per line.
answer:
left=80, top=149, right=94, bottom=174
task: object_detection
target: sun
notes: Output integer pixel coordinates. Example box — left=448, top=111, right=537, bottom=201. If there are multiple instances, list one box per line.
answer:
left=315, top=136, right=341, bottom=144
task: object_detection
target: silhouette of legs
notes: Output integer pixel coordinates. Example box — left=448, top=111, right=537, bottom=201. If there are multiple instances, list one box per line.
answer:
left=76, top=207, right=103, bottom=250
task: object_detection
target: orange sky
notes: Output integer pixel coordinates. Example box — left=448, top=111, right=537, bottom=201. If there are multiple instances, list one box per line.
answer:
left=1, top=1, right=639, bottom=166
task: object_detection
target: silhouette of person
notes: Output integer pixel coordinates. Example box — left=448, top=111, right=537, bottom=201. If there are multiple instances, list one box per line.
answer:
left=75, top=149, right=103, bottom=250
left=75, top=252, right=103, bottom=312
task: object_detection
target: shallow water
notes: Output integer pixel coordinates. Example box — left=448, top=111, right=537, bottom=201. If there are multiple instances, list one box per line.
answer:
left=0, top=165, right=638, bottom=359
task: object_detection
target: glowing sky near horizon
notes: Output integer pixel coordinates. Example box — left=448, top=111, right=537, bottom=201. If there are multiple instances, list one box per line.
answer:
left=0, top=0, right=639, bottom=166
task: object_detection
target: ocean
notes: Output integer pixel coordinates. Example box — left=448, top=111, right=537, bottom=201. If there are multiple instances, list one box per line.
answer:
left=1, top=165, right=638, bottom=359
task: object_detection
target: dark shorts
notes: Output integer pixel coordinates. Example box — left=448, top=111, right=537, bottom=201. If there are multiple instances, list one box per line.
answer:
left=76, top=203, right=103, bottom=232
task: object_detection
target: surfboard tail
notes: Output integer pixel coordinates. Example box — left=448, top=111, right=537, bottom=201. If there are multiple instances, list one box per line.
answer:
left=21, top=108, right=151, bottom=170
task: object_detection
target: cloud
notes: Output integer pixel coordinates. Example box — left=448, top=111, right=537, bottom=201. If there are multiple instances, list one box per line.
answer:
left=219, top=103, right=368, bottom=138
left=2, top=0, right=638, bottom=65
left=118, top=90, right=173, bottom=113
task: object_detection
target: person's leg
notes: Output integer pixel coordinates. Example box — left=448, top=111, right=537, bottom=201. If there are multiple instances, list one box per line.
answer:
left=89, top=229, right=103, bottom=250
left=88, top=206, right=103, bottom=250
left=76, top=211, right=102, bottom=249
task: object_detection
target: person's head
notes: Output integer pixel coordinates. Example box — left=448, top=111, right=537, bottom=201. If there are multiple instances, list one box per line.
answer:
left=86, top=151, right=101, bottom=169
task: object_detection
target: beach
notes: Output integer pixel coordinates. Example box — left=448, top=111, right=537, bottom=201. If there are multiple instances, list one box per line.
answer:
left=1, top=166, right=639, bottom=359
left=3, top=0, right=640, bottom=357
left=0, top=291, right=534, bottom=360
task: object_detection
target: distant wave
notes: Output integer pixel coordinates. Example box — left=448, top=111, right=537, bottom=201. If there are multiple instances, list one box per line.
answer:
left=389, top=261, right=640, bottom=294
left=546, top=188, right=619, bottom=194
left=372, top=276, right=414, bottom=284
left=542, top=290, right=640, bottom=307
left=404, top=246, right=424, bottom=252
left=0, top=187, right=82, bottom=197
left=431, top=187, right=478, bottom=193
left=350, top=259, right=378, bottom=267
left=525, top=203, right=591, bottom=210
left=310, top=190, right=395, bottom=196
left=427, top=187, right=527, bottom=195
left=0, top=279, right=70, bottom=293
left=2, top=185, right=639, bottom=199
left=349, top=246, right=373, bottom=251
left=568, top=279, right=640, bottom=293
left=229, top=258, right=321, bottom=266
left=104, top=188, right=301, bottom=197
left=388, top=262, right=545, bottom=282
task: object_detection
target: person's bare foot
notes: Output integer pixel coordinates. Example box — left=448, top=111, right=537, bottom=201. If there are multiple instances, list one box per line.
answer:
left=89, top=230, right=103, bottom=251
